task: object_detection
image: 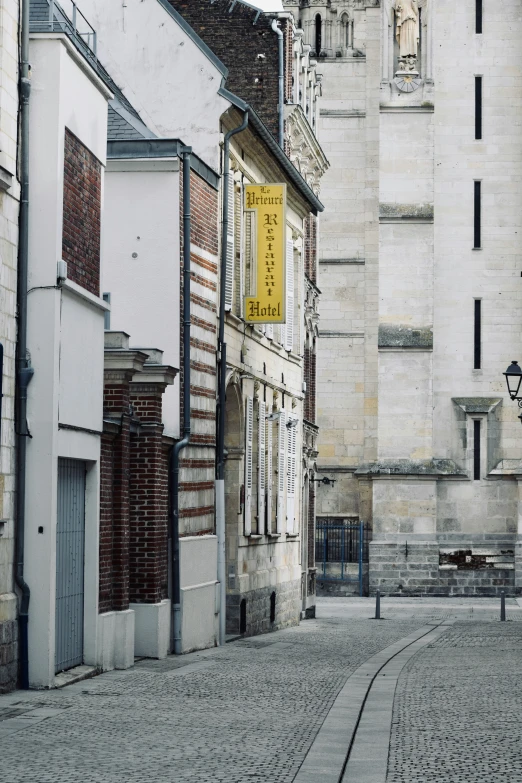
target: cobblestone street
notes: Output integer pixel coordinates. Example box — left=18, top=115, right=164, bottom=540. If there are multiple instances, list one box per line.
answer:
left=1, top=597, right=522, bottom=782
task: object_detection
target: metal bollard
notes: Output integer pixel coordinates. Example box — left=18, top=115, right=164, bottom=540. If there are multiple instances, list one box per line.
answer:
left=375, top=589, right=381, bottom=620
left=500, top=590, right=506, bottom=622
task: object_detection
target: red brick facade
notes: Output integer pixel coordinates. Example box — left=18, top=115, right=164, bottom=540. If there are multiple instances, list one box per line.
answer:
left=62, top=128, right=102, bottom=296
left=303, top=343, right=316, bottom=425
left=99, top=354, right=174, bottom=612
left=304, top=214, right=317, bottom=285
left=178, top=167, right=219, bottom=536
left=169, top=1, right=293, bottom=144
left=129, top=385, right=169, bottom=604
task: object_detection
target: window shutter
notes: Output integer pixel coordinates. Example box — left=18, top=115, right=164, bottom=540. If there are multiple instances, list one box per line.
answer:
left=258, top=401, right=266, bottom=534
left=284, top=238, right=294, bottom=351
left=225, top=169, right=235, bottom=311
left=276, top=410, right=286, bottom=534
left=286, top=418, right=297, bottom=534
left=266, top=419, right=273, bottom=534
left=235, top=185, right=243, bottom=317
left=244, top=396, right=253, bottom=535
left=265, top=324, right=274, bottom=339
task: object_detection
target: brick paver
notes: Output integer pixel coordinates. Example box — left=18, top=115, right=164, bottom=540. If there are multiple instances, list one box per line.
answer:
left=388, top=620, right=522, bottom=783
left=1, top=597, right=520, bottom=783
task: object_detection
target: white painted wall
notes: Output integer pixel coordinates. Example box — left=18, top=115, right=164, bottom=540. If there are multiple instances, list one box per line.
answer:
left=75, top=0, right=231, bottom=170
left=25, top=35, right=109, bottom=687
left=102, top=160, right=181, bottom=438
left=0, top=0, right=21, bottom=677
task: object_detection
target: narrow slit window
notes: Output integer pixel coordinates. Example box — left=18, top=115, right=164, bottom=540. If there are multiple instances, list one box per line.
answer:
left=474, top=299, right=481, bottom=369
left=473, top=420, right=481, bottom=480
left=474, top=181, right=481, bottom=248
left=475, top=76, right=482, bottom=139
left=476, top=0, right=482, bottom=34
left=315, top=14, right=322, bottom=55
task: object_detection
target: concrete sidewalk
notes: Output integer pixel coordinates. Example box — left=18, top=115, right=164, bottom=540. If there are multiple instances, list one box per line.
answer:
left=0, top=597, right=520, bottom=782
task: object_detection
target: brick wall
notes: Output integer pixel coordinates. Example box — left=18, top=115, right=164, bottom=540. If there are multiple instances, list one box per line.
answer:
left=304, top=214, right=317, bottom=284
left=304, top=341, right=316, bottom=424
left=169, top=0, right=292, bottom=142
left=62, top=128, right=102, bottom=296
left=129, top=386, right=169, bottom=604
left=99, top=432, right=115, bottom=613
left=99, top=383, right=132, bottom=613
left=179, top=167, right=219, bottom=536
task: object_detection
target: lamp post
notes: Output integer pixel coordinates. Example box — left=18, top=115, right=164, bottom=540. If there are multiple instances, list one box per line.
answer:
left=503, top=361, right=522, bottom=419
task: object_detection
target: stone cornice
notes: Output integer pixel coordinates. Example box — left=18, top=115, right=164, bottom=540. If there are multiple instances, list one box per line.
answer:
left=284, top=104, right=329, bottom=194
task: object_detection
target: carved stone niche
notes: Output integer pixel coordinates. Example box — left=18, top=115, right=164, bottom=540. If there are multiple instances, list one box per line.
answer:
left=381, top=0, right=433, bottom=104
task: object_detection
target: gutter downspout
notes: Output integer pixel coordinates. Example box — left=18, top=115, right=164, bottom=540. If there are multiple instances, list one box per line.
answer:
left=271, top=19, right=284, bottom=149
left=170, top=147, right=192, bottom=655
left=15, top=0, right=34, bottom=691
left=216, top=112, right=248, bottom=646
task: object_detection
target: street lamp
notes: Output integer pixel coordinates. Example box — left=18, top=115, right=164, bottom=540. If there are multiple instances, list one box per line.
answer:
left=504, top=360, right=522, bottom=401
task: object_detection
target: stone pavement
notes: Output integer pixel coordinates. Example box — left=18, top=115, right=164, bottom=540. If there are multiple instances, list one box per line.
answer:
left=0, top=597, right=521, bottom=782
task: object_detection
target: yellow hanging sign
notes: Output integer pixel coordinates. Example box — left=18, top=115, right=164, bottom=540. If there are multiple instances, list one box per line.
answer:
left=244, top=183, right=286, bottom=323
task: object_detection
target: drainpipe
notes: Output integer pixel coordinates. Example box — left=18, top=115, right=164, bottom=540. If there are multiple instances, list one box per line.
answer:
left=216, top=112, right=248, bottom=646
left=15, top=0, right=34, bottom=691
left=170, top=147, right=192, bottom=655
left=271, top=19, right=284, bottom=148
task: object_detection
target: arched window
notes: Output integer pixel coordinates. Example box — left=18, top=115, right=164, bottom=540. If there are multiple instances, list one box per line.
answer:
left=341, top=13, right=350, bottom=49
left=315, top=14, right=322, bottom=55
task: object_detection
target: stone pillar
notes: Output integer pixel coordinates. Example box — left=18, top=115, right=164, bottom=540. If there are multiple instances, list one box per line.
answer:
left=128, top=352, right=176, bottom=658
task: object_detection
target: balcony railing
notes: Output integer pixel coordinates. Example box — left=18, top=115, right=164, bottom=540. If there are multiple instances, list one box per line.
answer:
left=31, top=0, right=97, bottom=61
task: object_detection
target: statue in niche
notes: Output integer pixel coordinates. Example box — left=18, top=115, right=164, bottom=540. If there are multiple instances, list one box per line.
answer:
left=394, top=0, right=420, bottom=72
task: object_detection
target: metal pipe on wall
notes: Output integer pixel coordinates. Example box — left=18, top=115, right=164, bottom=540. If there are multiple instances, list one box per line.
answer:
left=15, top=0, right=34, bottom=691
left=170, top=147, right=192, bottom=655
left=216, top=112, right=249, bottom=647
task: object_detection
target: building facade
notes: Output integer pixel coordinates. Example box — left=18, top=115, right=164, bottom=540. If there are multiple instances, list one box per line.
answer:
left=0, top=0, right=20, bottom=693
left=287, top=0, right=522, bottom=595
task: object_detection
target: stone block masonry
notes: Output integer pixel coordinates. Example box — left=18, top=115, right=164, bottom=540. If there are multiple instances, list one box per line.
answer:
left=0, top=619, right=17, bottom=694
left=62, top=127, right=102, bottom=296
left=226, top=578, right=302, bottom=637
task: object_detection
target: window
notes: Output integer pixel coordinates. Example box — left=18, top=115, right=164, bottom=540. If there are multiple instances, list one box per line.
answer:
left=475, top=76, right=482, bottom=139
left=473, top=420, right=481, bottom=480
left=474, top=181, right=481, bottom=249
left=476, top=0, right=482, bottom=34
left=315, top=14, right=322, bottom=55
left=474, top=299, right=481, bottom=369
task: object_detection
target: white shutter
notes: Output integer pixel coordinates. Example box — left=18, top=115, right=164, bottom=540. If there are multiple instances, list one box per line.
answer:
left=225, top=168, right=235, bottom=311
left=265, top=324, right=274, bottom=339
left=284, top=238, right=294, bottom=351
left=276, top=410, right=286, bottom=534
left=244, top=396, right=253, bottom=535
left=258, top=401, right=266, bottom=534
left=266, top=419, right=273, bottom=533
left=286, top=418, right=297, bottom=534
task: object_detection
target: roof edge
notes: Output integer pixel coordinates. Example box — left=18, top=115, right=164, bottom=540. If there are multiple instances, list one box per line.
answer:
left=155, top=0, right=229, bottom=78
left=219, top=85, right=324, bottom=214
left=106, top=138, right=220, bottom=190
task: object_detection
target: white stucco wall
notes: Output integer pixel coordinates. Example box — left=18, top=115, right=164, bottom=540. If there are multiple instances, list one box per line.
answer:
left=76, top=0, right=231, bottom=170
left=25, top=35, right=109, bottom=687
left=102, top=160, right=181, bottom=438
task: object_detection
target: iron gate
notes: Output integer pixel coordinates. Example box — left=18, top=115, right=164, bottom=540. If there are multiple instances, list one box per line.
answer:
left=315, top=518, right=370, bottom=596
left=55, top=458, right=86, bottom=673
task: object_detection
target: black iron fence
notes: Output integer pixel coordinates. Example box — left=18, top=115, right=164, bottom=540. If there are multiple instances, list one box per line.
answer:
left=315, top=518, right=371, bottom=595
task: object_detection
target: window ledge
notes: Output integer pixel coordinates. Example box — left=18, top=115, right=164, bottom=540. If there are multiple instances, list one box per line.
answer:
left=267, top=533, right=281, bottom=538
left=247, top=534, right=263, bottom=540
left=286, top=533, right=299, bottom=539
